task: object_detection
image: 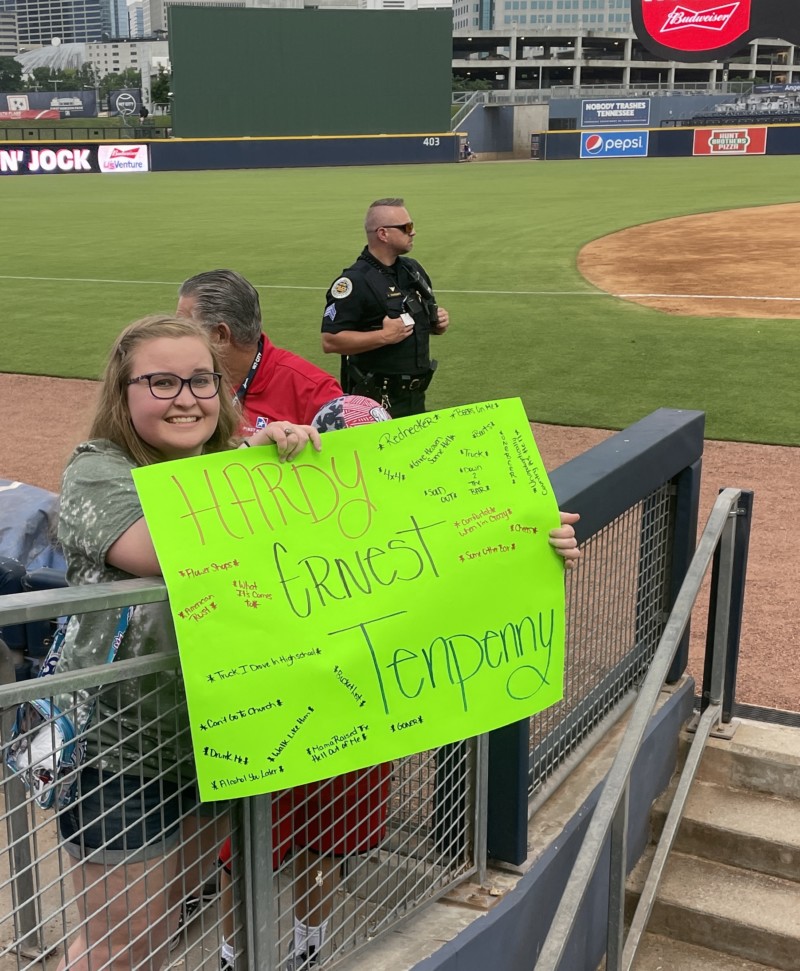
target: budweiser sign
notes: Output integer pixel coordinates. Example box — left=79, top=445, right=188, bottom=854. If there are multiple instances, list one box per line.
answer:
left=660, top=2, right=741, bottom=32
left=632, top=0, right=800, bottom=61
left=637, top=0, right=750, bottom=54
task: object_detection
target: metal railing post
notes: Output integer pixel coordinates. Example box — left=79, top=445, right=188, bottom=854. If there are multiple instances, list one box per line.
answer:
left=244, top=793, right=276, bottom=970
left=722, top=490, right=753, bottom=721
left=606, top=782, right=629, bottom=971
left=0, top=637, right=44, bottom=959
left=474, top=733, right=490, bottom=885
left=701, top=490, right=752, bottom=718
left=486, top=718, right=530, bottom=865
left=666, top=460, right=702, bottom=682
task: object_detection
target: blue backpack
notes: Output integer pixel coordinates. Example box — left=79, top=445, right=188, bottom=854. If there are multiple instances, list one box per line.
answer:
left=5, top=607, right=133, bottom=811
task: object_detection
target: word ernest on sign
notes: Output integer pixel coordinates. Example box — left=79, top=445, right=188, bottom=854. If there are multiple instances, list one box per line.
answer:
left=273, top=514, right=445, bottom=618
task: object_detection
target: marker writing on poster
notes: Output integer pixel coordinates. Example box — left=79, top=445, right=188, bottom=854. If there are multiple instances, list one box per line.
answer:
left=408, top=435, right=456, bottom=469
left=206, top=648, right=322, bottom=683
left=328, top=608, right=555, bottom=715
left=377, top=413, right=441, bottom=450
left=169, top=449, right=376, bottom=544
left=273, top=514, right=446, bottom=619
left=267, top=706, right=315, bottom=762
left=333, top=665, right=367, bottom=707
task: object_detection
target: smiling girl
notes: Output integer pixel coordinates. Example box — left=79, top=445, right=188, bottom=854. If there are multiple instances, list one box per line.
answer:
left=54, top=315, right=319, bottom=971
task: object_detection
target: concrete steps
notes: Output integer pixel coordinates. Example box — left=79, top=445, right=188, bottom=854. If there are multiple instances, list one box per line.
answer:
left=627, top=847, right=800, bottom=970
left=632, top=932, right=782, bottom=971
left=627, top=719, right=800, bottom=971
left=650, top=779, right=800, bottom=883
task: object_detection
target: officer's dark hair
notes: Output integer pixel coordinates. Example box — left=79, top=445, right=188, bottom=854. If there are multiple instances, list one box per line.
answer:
left=366, top=198, right=405, bottom=233
left=178, top=269, right=262, bottom=346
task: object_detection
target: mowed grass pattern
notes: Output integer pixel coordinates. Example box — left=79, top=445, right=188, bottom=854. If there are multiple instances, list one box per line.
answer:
left=2, top=156, right=798, bottom=444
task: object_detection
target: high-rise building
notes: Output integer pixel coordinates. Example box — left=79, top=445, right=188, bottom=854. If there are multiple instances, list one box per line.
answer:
left=141, top=0, right=448, bottom=34
left=128, top=0, right=145, bottom=36
left=453, top=0, right=630, bottom=32
left=0, top=8, right=17, bottom=54
left=10, top=0, right=130, bottom=47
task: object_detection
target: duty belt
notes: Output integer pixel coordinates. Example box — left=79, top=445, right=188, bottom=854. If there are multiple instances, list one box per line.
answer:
left=377, top=373, right=431, bottom=393
left=346, top=361, right=437, bottom=396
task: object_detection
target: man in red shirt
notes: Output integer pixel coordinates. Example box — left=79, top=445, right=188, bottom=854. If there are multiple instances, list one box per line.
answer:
left=177, top=269, right=342, bottom=432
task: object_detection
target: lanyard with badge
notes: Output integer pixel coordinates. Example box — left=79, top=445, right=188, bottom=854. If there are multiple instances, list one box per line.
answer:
left=233, top=335, right=264, bottom=407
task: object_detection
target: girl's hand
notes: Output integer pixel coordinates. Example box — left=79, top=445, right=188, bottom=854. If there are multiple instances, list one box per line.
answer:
left=246, top=423, right=322, bottom=461
left=549, top=511, right=581, bottom=568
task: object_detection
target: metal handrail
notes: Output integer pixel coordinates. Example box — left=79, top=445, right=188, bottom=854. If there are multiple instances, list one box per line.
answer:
left=536, top=487, right=743, bottom=970
left=451, top=91, right=486, bottom=129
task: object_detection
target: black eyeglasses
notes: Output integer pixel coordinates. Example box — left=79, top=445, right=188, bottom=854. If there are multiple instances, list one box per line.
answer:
left=127, top=371, right=222, bottom=399
left=382, top=222, right=415, bottom=234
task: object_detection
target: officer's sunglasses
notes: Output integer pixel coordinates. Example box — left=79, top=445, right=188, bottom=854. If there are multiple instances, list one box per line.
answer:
left=382, top=222, right=415, bottom=235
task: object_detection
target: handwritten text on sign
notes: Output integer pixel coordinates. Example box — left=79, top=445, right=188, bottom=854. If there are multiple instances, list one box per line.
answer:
left=132, top=398, right=566, bottom=800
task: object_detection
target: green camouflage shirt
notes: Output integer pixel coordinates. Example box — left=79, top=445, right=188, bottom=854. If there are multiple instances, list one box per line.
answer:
left=56, top=440, right=190, bottom=778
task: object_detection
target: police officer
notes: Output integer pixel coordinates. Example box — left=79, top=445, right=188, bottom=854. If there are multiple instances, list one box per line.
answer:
left=321, top=198, right=449, bottom=418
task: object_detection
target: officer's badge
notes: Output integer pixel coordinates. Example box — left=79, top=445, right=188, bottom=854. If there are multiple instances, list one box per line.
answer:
left=331, top=277, right=353, bottom=299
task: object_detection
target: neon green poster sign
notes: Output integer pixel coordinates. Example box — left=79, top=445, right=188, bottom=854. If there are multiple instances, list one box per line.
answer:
left=132, top=398, right=565, bottom=801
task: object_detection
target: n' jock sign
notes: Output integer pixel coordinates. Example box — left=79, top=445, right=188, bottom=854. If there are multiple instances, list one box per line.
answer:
left=0, top=145, right=149, bottom=176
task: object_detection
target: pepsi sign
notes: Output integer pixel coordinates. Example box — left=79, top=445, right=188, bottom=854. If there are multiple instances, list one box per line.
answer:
left=580, top=131, right=650, bottom=159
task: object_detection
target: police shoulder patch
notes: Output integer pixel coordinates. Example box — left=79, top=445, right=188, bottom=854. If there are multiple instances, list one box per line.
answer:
left=331, top=276, right=354, bottom=299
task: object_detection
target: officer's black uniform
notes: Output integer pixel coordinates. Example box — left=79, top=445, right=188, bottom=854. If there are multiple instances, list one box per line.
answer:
left=321, top=247, right=440, bottom=418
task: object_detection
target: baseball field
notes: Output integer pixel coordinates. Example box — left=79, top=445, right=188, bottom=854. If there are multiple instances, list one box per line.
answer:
left=2, top=155, right=799, bottom=711
left=2, top=154, right=799, bottom=445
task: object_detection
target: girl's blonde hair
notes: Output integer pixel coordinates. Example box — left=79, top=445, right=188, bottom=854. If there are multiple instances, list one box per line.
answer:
left=89, top=315, right=239, bottom=467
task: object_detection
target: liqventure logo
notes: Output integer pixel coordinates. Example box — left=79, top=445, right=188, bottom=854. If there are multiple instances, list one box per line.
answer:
left=98, top=144, right=149, bottom=173
left=580, top=131, right=649, bottom=159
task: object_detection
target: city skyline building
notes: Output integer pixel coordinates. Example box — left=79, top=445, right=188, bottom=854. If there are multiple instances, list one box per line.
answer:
left=128, top=0, right=144, bottom=36
left=0, top=8, right=17, bottom=54
left=140, top=0, right=449, bottom=34
left=8, top=0, right=130, bottom=47
left=453, top=0, right=631, bottom=32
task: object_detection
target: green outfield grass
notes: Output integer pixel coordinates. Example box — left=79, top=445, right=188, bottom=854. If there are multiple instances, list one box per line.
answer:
left=2, top=156, right=798, bottom=444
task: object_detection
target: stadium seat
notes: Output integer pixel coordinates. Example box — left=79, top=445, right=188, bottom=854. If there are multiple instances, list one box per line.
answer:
left=0, top=557, right=67, bottom=680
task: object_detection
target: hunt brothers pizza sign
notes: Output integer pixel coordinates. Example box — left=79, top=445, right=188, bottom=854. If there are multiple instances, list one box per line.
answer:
left=632, top=0, right=798, bottom=61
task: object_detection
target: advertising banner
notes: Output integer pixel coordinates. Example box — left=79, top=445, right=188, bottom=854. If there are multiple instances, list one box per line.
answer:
left=0, top=144, right=149, bottom=175
left=132, top=399, right=567, bottom=801
left=98, top=144, right=150, bottom=172
left=693, top=127, right=768, bottom=155
left=0, top=91, right=96, bottom=118
left=753, top=83, right=800, bottom=93
left=0, top=110, right=59, bottom=120
left=108, top=88, right=143, bottom=117
left=581, top=99, right=651, bottom=127
left=580, top=130, right=650, bottom=158
left=631, top=0, right=800, bottom=63
left=0, top=145, right=101, bottom=175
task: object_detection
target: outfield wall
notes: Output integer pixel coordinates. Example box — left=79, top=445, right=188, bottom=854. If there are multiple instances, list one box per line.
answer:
left=0, top=134, right=459, bottom=176
left=539, top=123, right=800, bottom=160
